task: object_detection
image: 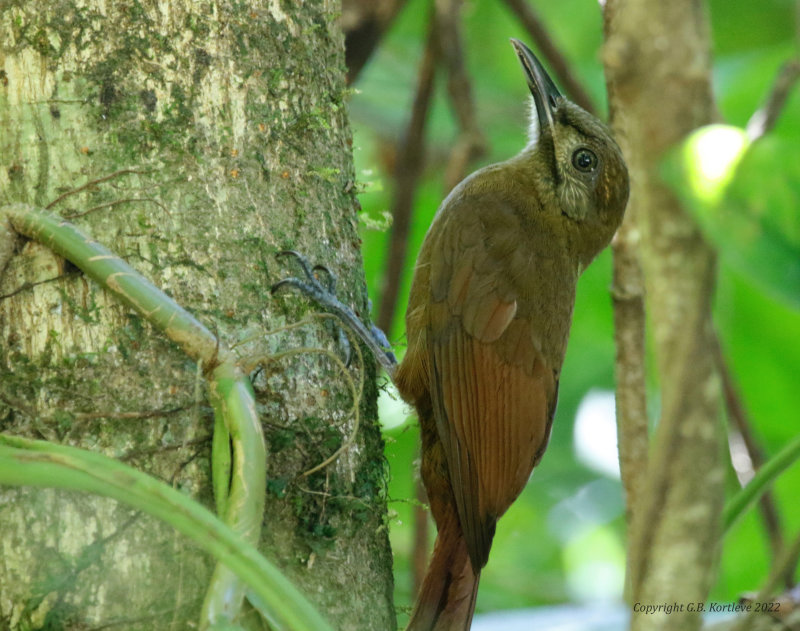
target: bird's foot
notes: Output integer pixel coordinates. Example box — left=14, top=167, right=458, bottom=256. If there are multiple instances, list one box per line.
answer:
left=271, top=250, right=397, bottom=375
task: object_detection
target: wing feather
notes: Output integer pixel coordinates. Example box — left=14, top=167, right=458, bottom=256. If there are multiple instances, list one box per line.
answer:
left=425, top=199, right=557, bottom=570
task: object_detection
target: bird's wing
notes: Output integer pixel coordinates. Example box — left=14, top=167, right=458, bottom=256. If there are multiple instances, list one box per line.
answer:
left=427, top=196, right=557, bottom=570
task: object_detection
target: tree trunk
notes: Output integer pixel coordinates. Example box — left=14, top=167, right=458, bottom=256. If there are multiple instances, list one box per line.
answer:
left=0, top=1, right=395, bottom=629
left=604, top=2, right=724, bottom=631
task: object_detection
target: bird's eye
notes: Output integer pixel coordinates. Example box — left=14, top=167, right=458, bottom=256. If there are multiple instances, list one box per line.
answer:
left=572, top=148, right=597, bottom=173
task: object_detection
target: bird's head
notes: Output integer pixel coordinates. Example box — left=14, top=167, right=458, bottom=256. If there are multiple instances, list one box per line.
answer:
left=511, top=39, right=629, bottom=258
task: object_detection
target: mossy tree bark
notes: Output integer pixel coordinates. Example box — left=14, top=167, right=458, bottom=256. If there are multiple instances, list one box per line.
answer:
left=0, top=1, right=395, bottom=629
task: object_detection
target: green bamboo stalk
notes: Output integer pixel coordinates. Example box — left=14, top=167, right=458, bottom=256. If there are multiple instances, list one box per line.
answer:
left=724, top=433, right=800, bottom=530
left=0, top=204, right=275, bottom=628
left=0, top=434, right=333, bottom=631
left=203, top=362, right=267, bottom=624
left=1, top=203, right=220, bottom=366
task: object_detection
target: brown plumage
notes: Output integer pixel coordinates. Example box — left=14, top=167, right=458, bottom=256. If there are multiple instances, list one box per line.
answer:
left=396, top=40, right=629, bottom=631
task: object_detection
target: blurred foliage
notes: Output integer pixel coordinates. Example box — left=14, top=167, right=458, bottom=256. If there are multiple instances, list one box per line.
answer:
left=346, top=0, right=800, bottom=623
left=666, top=125, right=800, bottom=309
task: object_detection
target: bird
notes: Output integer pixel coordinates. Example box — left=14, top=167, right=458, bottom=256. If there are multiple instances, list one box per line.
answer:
left=394, top=39, right=629, bottom=631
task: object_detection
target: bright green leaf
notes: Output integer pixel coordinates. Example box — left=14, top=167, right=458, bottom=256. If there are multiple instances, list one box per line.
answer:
left=666, top=126, right=800, bottom=309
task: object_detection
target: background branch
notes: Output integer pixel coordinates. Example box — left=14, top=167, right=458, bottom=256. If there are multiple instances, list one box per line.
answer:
left=609, top=207, right=649, bottom=528
left=714, top=331, right=786, bottom=574
left=502, top=0, right=597, bottom=114
left=342, top=0, right=410, bottom=85
left=377, top=13, right=438, bottom=334
left=746, top=59, right=800, bottom=141
left=435, top=0, right=488, bottom=192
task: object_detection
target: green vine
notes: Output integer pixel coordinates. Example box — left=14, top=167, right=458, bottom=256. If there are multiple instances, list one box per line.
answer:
left=0, top=203, right=340, bottom=631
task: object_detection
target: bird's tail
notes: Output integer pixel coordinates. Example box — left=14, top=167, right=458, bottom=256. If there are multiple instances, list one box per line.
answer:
left=406, top=512, right=480, bottom=631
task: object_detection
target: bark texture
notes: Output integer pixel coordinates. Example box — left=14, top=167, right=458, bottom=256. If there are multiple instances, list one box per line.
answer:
left=0, top=1, right=394, bottom=629
left=603, top=2, right=724, bottom=630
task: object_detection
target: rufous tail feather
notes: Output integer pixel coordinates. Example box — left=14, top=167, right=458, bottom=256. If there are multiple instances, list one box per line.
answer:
left=407, top=511, right=480, bottom=631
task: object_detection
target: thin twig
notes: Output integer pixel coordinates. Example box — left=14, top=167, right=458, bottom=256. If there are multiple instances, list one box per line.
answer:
left=45, top=168, right=149, bottom=210
left=0, top=392, right=37, bottom=419
left=713, top=329, right=786, bottom=576
left=255, top=344, right=362, bottom=477
left=73, top=406, right=191, bottom=421
left=0, top=271, right=80, bottom=301
left=297, top=485, right=373, bottom=508
left=733, top=529, right=800, bottom=631
left=377, top=11, right=439, bottom=333
left=253, top=312, right=367, bottom=478
left=118, top=435, right=212, bottom=461
left=501, top=0, right=597, bottom=115
left=296, top=342, right=363, bottom=477
left=64, top=197, right=170, bottom=219
left=343, top=0, right=410, bottom=84
left=435, top=0, right=487, bottom=192
left=747, top=59, right=800, bottom=141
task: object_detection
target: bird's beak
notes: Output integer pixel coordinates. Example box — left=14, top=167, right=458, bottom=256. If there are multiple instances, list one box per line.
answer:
left=510, top=38, right=562, bottom=139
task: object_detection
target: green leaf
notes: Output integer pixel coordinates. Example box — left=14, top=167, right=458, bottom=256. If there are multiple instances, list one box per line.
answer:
left=665, top=125, right=800, bottom=309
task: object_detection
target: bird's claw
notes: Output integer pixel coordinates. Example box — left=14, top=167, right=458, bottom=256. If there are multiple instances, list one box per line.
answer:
left=272, top=251, right=352, bottom=365
left=271, top=250, right=397, bottom=375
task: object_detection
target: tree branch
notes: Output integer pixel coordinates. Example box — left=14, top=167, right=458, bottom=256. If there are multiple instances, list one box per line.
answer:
left=44, top=168, right=148, bottom=210
left=603, top=3, right=723, bottom=629
left=502, top=0, right=597, bottom=115
left=609, top=209, right=649, bottom=528
left=342, top=0, right=409, bottom=84
left=713, top=330, right=786, bottom=572
left=376, top=12, right=438, bottom=333
left=731, top=529, right=800, bottom=631
left=435, top=0, right=487, bottom=192
left=746, top=59, right=800, bottom=141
